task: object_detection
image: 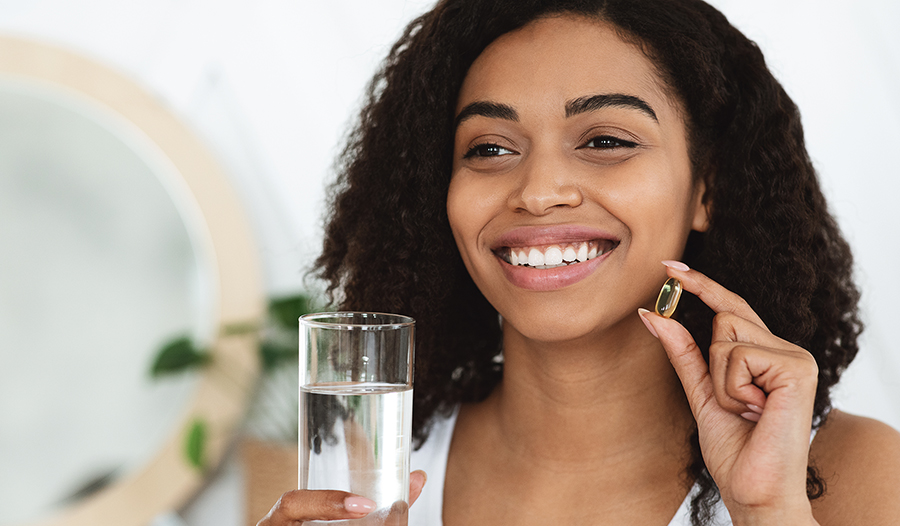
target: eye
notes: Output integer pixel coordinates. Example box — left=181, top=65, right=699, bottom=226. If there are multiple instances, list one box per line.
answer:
left=463, top=142, right=516, bottom=159
left=579, top=135, right=639, bottom=150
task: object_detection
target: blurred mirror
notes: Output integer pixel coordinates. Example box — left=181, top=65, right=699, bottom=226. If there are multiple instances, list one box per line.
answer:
left=0, top=36, right=264, bottom=526
left=0, top=76, right=211, bottom=525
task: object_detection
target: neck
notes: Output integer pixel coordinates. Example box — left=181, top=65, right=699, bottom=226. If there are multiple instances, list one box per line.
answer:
left=486, top=314, right=695, bottom=468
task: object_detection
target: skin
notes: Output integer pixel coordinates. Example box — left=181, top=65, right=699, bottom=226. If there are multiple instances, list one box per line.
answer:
left=259, top=14, right=900, bottom=526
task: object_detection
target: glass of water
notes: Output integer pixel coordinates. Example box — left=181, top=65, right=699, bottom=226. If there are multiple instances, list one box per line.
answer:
left=299, top=312, right=415, bottom=525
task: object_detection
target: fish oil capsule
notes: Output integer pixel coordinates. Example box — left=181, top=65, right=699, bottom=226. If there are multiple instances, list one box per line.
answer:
left=655, top=277, right=683, bottom=318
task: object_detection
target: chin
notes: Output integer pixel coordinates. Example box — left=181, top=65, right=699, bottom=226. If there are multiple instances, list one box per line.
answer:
left=501, top=309, right=613, bottom=345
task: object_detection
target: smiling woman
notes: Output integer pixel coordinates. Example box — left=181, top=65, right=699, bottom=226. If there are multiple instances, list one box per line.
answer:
left=258, top=1, right=900, bottom=525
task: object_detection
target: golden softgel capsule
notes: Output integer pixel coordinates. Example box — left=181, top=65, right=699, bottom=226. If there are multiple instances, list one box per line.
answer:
left=655, top=277, right=683, bottom=318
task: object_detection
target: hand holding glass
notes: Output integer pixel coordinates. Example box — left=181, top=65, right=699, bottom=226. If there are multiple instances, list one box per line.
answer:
left=299, top=312, right=415, bottom=525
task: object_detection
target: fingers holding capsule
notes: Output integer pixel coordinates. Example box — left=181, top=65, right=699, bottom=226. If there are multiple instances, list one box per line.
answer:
left=661, top=260, right=768, bottom=330
left=647, top=262, right=818, bottom=423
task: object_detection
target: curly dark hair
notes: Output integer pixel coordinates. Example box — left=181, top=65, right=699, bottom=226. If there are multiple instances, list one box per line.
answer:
left=313, top=0, right=863, bottom=523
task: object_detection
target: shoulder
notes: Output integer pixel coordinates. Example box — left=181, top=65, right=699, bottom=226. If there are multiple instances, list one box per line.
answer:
left=809, top=409, right=900, bottom=524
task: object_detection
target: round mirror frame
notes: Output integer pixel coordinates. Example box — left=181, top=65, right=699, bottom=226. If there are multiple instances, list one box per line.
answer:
left=0, top=35, right=265, bottom=525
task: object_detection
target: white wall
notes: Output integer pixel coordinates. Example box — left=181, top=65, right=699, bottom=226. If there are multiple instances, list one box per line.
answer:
left=701, top=1, right=900, bottom=432
left=2, top=1, right=897, bottom=524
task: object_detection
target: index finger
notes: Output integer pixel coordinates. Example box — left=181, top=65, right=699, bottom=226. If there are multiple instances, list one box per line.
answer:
left=258, top=489, right=374, bottom=525
left=661, top=260, right=768, bottom=330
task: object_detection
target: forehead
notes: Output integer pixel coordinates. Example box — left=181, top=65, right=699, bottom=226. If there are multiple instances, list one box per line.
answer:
left=457, top=15, right=679, bottom=119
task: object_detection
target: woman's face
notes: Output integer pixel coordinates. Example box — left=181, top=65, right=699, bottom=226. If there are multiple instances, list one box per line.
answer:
left=447, top=15, right=708, bottom=344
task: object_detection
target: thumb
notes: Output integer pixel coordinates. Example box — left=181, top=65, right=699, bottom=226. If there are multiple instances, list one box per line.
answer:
left=410, top=470, right=427, bottom=506
left=638, top=308, right=713, bottom=418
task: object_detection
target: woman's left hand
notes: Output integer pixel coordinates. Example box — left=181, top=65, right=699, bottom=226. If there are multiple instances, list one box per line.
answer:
left=639, top=262, right=820, bottom=525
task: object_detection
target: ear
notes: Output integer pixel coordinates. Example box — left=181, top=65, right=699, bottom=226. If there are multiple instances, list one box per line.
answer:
left=690, top=179, right=710, bottom=232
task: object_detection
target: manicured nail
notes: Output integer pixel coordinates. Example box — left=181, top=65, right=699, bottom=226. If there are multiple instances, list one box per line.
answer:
left=741, top=411, right=761, bottom=423
left=662, top=260, right=690, bottom=271
left=344, top=496, right=376, bottom=513
left=747, top=404, right=764, bottom=414
left=411, top=470, right=427, bottom=490
left=637, top=308, right=659, bottom=338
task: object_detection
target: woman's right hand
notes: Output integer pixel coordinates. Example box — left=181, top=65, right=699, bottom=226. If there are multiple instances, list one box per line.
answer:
left=256, top=470, right=427, bottom=525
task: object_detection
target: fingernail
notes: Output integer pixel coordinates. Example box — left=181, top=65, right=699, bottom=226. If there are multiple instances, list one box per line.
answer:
left=411, top=470, right=427, bottom=489
left=747, top=404, right=764, bottom=414
left=344, top=496, right=376, bottom=513
left=662, top=260, right=690, bottom=271
left=637, top=308, right=659, bottom=338
left=741, top=411, right=761, bottom=423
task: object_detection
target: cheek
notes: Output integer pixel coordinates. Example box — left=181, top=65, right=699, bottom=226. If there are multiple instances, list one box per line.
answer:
left=598, top=165, right=678, bottom=217
left=446, top=176, right=467, bottom=242
left=446, top=173, right=512, bottom=296
left=446, top=174, right=483, bottom=262
left=447, top=173, right=508, bottom=241
left=604, top=165, right=699, bottom=253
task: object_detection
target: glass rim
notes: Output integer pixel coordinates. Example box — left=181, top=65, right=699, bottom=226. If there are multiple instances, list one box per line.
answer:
left=299, top=311, right=415, bottom=330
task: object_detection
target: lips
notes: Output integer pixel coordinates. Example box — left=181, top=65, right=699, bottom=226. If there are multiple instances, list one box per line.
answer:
left=491, top=226, right=621, bottom=291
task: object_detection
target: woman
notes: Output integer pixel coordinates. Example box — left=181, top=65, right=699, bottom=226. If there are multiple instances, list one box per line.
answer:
left=261, top=0, right=900, bottom=524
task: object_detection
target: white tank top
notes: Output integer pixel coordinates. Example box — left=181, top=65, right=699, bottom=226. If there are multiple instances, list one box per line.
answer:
left=409, top=408, right=731, bottom=525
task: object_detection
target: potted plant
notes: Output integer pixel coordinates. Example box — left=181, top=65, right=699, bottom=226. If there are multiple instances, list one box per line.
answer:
left=150, top=292, right=321, bottom=523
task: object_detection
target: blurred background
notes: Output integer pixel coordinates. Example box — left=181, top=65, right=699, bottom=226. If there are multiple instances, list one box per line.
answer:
left=0, top=0, right=897, bottom=525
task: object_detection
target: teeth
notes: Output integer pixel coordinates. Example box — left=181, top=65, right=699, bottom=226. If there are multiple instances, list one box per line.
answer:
left=527, top=248, right=544, bottom=267
left=577, top=244, right=588, bottom=262
left=506, top=241, right=613, bottom=268
left=544, top=247, right=563, bottom=266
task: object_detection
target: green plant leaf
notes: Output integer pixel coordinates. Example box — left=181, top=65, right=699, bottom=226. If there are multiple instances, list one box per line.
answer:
left=269, top=293, right=316, bottom=329
left=260, top=340, right=299, bottom=371
left=185, top=418, right=207, bottom=471
left=221, top=321, right=261, bottom=336
left=149, top=336, right=210, bottom=377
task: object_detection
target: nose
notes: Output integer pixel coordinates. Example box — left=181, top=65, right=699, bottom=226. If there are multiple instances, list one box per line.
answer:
left=507, top=155, right=583, bottom=215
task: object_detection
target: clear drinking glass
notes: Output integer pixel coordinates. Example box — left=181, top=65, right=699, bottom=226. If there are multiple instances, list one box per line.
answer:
left=299, top=312, right=415, bottom=525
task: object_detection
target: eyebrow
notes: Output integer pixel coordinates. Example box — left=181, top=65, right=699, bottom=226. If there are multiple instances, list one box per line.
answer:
left=455, top=92, right=659, bottom=128
left=455, top=101, right=519, bottom=128
left=565, top=94, right=658, bottom=122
